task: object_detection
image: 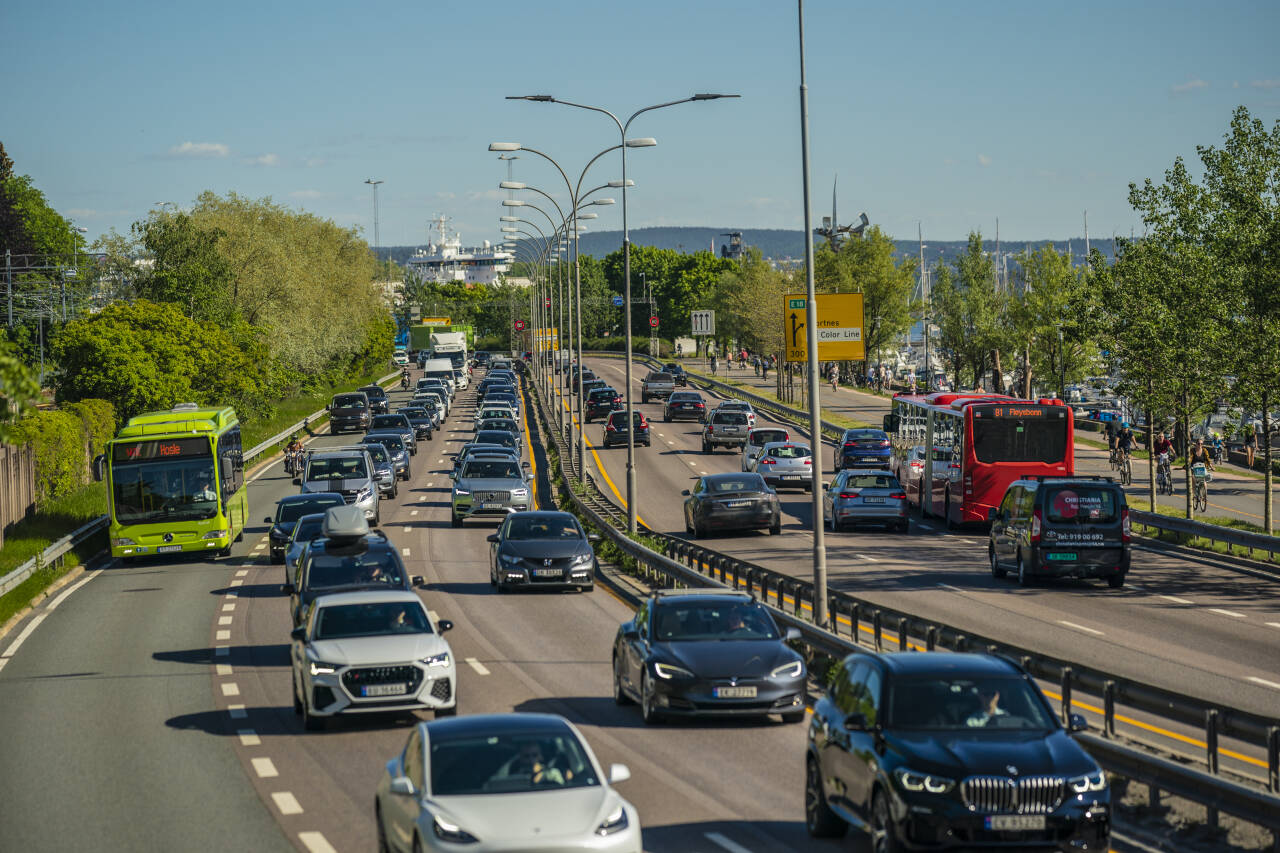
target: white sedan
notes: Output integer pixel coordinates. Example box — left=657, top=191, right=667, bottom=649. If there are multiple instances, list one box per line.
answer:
left=374, top=713, right=641, bottom=852
left=291, top=590, right=457, bottom=731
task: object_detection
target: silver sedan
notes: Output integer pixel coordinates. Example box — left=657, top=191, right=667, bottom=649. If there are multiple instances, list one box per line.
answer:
left=747, top=441, right=813, bottom=491
left=374, top=713, right=641, bottom=852
left=823, top=468, right=910, bottom=533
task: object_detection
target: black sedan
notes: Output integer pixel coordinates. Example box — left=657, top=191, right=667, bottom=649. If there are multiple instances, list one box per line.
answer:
left=664, top=391, right=707, bottom=422
left=265, top=492, right=346, bottom=563
left=584, top=387, right=622, bottom=422
left=366, top=413, right=417, bottom=455
left=475, top=428, right=521, bottom=458
left=683, top=473, right=780, bottom=537
left=612, top=590, right=806, bottom=724
left=486, top=511, right=600, bottom=592
left=396, top=406, right=435, bottom=442
left=661, top=362, right=688, bottom=386
left=806, top=652, right=1110, bottom=851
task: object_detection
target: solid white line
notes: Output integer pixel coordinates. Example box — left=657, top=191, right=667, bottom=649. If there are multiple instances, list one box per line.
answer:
left=936, top=583, right=962, bottom=592
left=237, top=729, right=261, bottom=747
left=218, top=616, right=233, bottom=626
left=1160, top=595, right=1193, bottom=605
left=252, top=757, right=278, bottom=777
left=45, top=570, right=103, bottom=611
left=228, top=704, right=247, bottom=719
left=466, top=657, right=491, bottom=675
left=704, top=832, right=754, bottom=853
left=2, top=613, right=47, bottom=658
left=221, top=682, right=240, bottom=697
left=272, top=791, right=304, bottom=815
left=298, top=832, right=337, bottom=853
left=1247, top=676, right=1280, bottom=690
left=216, top=663, right=233, bottom=676
left=1208, top=608, right=1246, bottom=619
left=216, top=630, right=231, bottom=641
left=857, top=554, right=880, bottom=563
left=1267, top=622, right=1280, bottom=629
left=1058, top=620, right=1105, bottom=636
left=0, top=659, right=7, bottom=674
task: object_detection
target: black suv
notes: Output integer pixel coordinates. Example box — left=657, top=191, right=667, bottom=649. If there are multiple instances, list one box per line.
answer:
left=357, top=384, right=389, bottom=415
left=664, top=391, right=707, bottom=422
left=988, top=476, right=1130, bottom=588
left=603, top=410, right=650, bottom=448
left=806, top=652, right=1109, bottom=851
left=328, top=391, right=370, bottom=433
left=584, top=387, right=622, bottom=422
left=662, top=362, right=688, bottom=386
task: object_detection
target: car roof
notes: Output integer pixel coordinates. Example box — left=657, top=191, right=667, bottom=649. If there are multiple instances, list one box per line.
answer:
left=867, top=651, right=1023, bottom=678
left=425, top=712, right=573, bottom=738
left=652, top=590, right=753, bottom=606
left=308, top=449, right=369, bottom=459
left=278, top=492, right=344, bottom=506
left=1012, top=476, right=1119, bottom=488
left=312, top=589, right=422, bottom=607
left=761, top=441, right=809, bottom=451
left=705, top=472, right=764, bottom=484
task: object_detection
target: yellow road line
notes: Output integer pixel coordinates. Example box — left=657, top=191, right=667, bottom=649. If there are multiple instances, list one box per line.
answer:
left=519, top=385, right=538, bottom=508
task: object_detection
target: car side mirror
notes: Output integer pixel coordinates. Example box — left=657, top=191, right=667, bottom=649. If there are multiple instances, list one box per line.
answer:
left=290, top=626, right=305, bottom=641
left=92, top=454, right=105, bottom=482
left=486, top=533, right=499, bottom=543
left=412, top=575, right=425, bottom=587
left=388, top=776, right=415, bottom=796
left=1067, top=713, right=1089, bottom=733
left=608, top=763, right=631, bottom=784
left=622, top=627, right=640, bottom=642
left=437, top=619, right=453, bottom=633
left=681, top=489, right=690, bottom=496
left=785, top=627, right=802, bottom=642
left=292, top=478, right=301, bottom=486
left=843, top=712, right=870, bottom=731
left=264, top=516, right=273, bottom=524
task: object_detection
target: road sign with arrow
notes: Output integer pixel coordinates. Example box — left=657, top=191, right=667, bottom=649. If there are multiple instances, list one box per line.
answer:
left=783, top=293, right=864, bottom=362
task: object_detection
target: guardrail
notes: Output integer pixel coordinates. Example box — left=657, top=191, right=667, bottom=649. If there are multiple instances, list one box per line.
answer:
left=524, top=369, right=1280, bottom=846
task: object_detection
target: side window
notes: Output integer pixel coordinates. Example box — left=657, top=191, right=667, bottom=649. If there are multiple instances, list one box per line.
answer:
left=218, top=427, right=244, bottom=498
left=860, top=668, right=883, bottom=727
left=999, top=488, right=1017, bottom=517
left=1018, top=486, right=1037, bottom=520
left=635, top=602, right=649, bottom=639
left=402, top=729, right=423, bottom=789
left=834, top=661, right=869, bottom=715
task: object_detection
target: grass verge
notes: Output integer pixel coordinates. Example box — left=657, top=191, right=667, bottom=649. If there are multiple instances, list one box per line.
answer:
left=1128, top=495, right=1279, bottom=561
left=242, top=366, right=396, bottom=450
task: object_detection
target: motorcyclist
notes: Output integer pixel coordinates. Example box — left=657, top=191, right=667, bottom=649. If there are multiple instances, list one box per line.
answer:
left=285, top=434, right=305, bottom=474
left=400, top=367, right=411, bottom=390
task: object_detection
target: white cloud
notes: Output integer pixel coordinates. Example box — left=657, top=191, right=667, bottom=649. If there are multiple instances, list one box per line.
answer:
left=168, top=141, right=229, bottom=158
left=977, top=154, right=992, bottom=167
left=1171, top=79, right=1208, bottom=94
left=467, top=189, right=505, bottom=202
left=289, top=190, right=323, bottom=200
left=305, top=157, right=326, bottom=168
left=435, top=191, right=457, bottom=200
left=1252, top=79, right=1280, bottom=90
left=246, top=153, right=280, bottom=167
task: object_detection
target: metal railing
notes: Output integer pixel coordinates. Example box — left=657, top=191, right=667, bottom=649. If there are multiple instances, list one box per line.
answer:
left=526, top=370, right=1280, bottom=845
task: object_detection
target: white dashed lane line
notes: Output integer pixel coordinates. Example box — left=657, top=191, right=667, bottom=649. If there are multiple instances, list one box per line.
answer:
left=228, top=704, right=247, bottom=719
left=235, top=568, right=248, bottom=578
left=252, top=757, right=279, bottom=778
left=857, top=554, right=880, bottom=563
left=237, top=729, right=261, bottom=746
left=298, top=832, right=337, bottom=853
left=402, top=548, right=411, bottom=557
left=410, top=509, right=419, bottom=516
left=1159, top=595, right=1193, bottom=605
left=272, top=792, right=304, bottom=815
left=1268, top=622, right=1280, bottom=629
left=1058, top=620, right=1105, bottom=636
left=221, top=682, right=240, bottom=697
left=466, top=658, right=491, bottom=675
left=218, top=616, right=233, bottom=626
left=222, top=603, right=236, bottom=612
left=1209, top=608, right=1246, bottom=619
left=216, top=663, right=233, bottom=676
left=215, top=646, right=230, bottom=656
left=216, top=630, right=231, bottom=641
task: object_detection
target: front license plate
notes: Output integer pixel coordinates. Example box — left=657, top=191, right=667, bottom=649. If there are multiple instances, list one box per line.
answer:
left=864, top=497, right=885, bottom=504
left=713, top=686, right=757, bottom=698
left=533, top=568, right=560, bottom=578
left=1047, top=552, right=1077, bottom=561
left=482, top=502, right=504, bottom=509
left=985, top=815, right=1046, bottom=831
left=362, top=683, right=406, bottom=697
left=157, top=544, right=183, bottom=553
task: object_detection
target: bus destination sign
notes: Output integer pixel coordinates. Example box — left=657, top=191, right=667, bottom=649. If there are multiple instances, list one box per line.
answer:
left=112, top=438, right=212, bottom=463
left=977, top=405, right=1064, bottom=419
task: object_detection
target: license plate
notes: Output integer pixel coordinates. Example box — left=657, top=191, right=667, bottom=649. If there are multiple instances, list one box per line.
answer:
left=534, top=568, right=560, bottom=577
left=362, top=683, right=407, bottom=697
left=157, top=544, right=183, bottom=553
left=482, top=502, right=504, bottom=509
left=725, top=499, right=750, bottom=508
left=713, top=686, right=757, bottom=698
left=1047, top=552, right=1077, bottom=561
left=784, top=474, right=803, bottom=480
left=860, top=457, right=880, bottom=462
left=985, top=815, right=1046, bottom=831
left=864, top=497, right=885, bottom=504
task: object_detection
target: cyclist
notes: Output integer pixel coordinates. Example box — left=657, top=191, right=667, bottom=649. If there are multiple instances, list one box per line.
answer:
left=1188, top=437, right=1214, bottom=471
left=1209, top=432, right=1225, bottom=464
left=1116, top=422, right=1135, bottom=458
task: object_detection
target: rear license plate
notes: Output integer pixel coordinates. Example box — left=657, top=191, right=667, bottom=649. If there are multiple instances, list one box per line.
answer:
left=362, top=683, right=407, bottom=697
left=985, top=815, right=1046, bottom=831
left=482, top=502, right=504, bottom=509
left=725, top=500, right=750, bottom=508
left=713, top=686, right=757, bottom=698
left=1047, top=552, right=1077, bottom=561
left=864, top=497, right=885, bottom=504
left=860, top=457, right=880, bottom=462
left=533, top=568, right=560, bottom=578
left=157, top=544, right=183, bottom=553
left=784, top=474, right=803, bottom=480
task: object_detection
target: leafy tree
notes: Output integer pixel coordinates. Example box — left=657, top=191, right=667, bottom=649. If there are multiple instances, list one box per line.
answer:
left=1007, top=244, right=1096, bottom=398
left=136, top=212, right=235, bottom=325
left=714, top=247, right=792, bottom=356
left=0, top=339, right=41, bottom=439
left=813, top=226, right=917, bottom=371
left=0, top=173, right=73, bottom=257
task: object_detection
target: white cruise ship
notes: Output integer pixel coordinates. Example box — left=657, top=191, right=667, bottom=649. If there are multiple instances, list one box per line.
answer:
left=404, top=215, right=513, bottom=287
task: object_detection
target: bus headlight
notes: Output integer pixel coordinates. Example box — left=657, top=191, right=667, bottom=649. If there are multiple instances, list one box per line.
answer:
left=202, top=530, right=228, bottom=539
left=112, top=538, right=136, bottom=547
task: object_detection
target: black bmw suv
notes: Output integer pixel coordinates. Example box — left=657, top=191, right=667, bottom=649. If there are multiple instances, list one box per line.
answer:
left=806, top=652, right=1109, bottom=851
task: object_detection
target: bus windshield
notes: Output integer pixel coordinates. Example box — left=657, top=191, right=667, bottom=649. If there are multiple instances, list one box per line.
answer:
left=112, top=459, right=218, bottom=524
left=971, top=415, right=1068, bottom=463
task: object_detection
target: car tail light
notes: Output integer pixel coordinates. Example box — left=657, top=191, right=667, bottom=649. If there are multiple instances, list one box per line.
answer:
left=1031, top=509, right=1042, bottom=544
left=759, top=457, right=776, bottom=464
left=1121, top=507, right=1131, bottom=543
left=890, top=492, right=907, bottom=500
left=843, top=442, right=857, bottom=449
left=879, top=440, right=890, bottom=447
left=839, top=490, right=860, bottom=499
left=695, top=402, right=705, bottom=408
left=706, top=424, right=714, bottom=434
left=803, top=458, right=811, bottom=465
left=606, top=423, right=616, bottom=431
left=910, top=460, right=923, bottom=469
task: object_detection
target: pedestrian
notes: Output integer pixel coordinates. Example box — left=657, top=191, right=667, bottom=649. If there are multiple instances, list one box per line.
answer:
left=710, top=352, right=718, bottom=375
left=1245, top=423, right=1258, bottom=468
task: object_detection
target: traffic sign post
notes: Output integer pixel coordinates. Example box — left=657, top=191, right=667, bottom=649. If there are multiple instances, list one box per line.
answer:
left=783, top=293, right=865, bottom=362
left=612, top=295, right=624, bottom=308
left=649, top=316, right=659, bottom=329
left=514, top=319, right=526, bottom=331
left=690, top=310, right=715, bottom=336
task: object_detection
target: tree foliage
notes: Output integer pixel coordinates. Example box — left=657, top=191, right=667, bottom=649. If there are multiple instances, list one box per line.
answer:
left=813, top=226, right=917, bottom=365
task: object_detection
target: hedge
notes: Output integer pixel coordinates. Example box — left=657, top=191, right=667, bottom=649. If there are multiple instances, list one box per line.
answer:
left=10, top=399, right=115, bottom=505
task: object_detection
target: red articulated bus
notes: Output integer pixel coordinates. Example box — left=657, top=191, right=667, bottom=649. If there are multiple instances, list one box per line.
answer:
left=884, top=392, right=1074, bottom=527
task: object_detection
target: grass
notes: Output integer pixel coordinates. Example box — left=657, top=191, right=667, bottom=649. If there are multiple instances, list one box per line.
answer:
left=679, top=363, right=876, bottom=431
left=242, top=366, right=397, bottom=451
left=1127, top=495, right=1279, bottom=561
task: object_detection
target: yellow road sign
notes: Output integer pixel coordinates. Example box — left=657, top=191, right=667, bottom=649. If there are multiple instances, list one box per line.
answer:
left=421, top=316, right=452, bottom=325
left=534, top=328, right=560, bottom=350
left=783, top=293, right=864, bottom=362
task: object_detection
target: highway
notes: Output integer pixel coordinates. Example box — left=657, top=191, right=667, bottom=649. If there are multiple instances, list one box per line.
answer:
left=0, top=370, right=835, bottom=853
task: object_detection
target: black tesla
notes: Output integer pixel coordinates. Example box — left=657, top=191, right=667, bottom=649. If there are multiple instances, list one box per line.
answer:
left=683, top=472, right=781, bottom=537
left=487, top=511, right=599, bottom=592
left=612, top=590, right=806, bottom=725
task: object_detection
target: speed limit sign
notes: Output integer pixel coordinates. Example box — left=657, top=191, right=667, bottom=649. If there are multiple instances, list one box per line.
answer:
left=649, top=316, right=659, bottom=329
left=514, top=319, right=526, bottom=331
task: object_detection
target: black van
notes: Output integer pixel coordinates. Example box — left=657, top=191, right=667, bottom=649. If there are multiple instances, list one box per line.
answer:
left=357, top=384, right=389, bottom=414
left=987, top=476, right=1129, bottom=588
left=328, top=391, right=370, bottom=434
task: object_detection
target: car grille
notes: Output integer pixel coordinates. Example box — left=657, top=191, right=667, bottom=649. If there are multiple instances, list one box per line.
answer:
left=430, top=679, right=452, bottom=701
left=477, top=491, right=511, bottom=502
left=342, top=665, right=422, bottom=695
left=961, top=775, right=1065, bottom=814
left=340, top=491, right=359, bottom=504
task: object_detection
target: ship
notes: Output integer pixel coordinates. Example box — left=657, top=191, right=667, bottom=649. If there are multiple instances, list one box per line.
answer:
left=404, top=214, right=513, bottom=287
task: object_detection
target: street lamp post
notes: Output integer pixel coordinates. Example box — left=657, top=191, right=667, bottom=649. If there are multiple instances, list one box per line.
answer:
left=505, top=94, right=738, bottom=533
left=364, top=179, right=384, bottom=279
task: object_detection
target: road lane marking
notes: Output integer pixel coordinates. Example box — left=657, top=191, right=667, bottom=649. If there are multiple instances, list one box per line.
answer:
left=1058, top=620, right=1105, bottom=636
left=937, top=583, right=962, bottom=592
left=402, top=548, right=411, bottom=556
left=403, top=526, right=411, bottom=533
left=1159, top=595, right=1193, bottom=605
left=228, top=704, right=247, bottom=719
left=419, top=495, right=428, bottom=501
left=216, top=664, right=233, bottom=676
left=1208, top=608, right=1246, bottom=618
left=1247, top=677, right=1280, bottom=690
left=222, top=603, right=236, bottom=612
left=705, top=833, right=753, bottom=853
left=230, top=579, right=243, bottom=587
left=252, top=543, right=265, bottom=551
left=466, top=657, right=490, bottom=675
left=235, top=569, right=248, bottom=578
left=272, top=792, right=304, bottom=815
left=218, top=616, right=233, bottom=626
left=216, top=630, right=231, bottom=641
left=237, top=729, right=260, bottom=746
left=298, top=832, right=337, bottom=853
left=1267, top=622, right=1280, bottom=629
left=2, top=613, right=47, bottom=658
left=45, top=570, right=103, bottom=611
left=410, top=510, right=419, bottom=516
left=252, top=757, right=278, bottom=778
left=221, top=682, right=240, bottom=697
left=857, top=554, right=880, bottom=563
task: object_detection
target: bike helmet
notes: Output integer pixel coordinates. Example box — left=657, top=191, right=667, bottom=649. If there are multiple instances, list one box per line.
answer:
left=1121, top=422, right=1129, bottom=428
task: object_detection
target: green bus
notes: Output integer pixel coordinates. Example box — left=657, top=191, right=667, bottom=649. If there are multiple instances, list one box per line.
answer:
left=94, top=403, right=248, bottom=560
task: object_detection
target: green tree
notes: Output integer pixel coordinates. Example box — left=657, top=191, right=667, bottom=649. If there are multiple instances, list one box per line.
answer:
left=813, top=226, right=917, bottom=371
left=0, top=339, right=41, bottom=439
left=1007, top=244, right=1096, bottom=398
left=715, top=247, right=792, bottom=356
left=136, top=212, right=235, bottom=325
left=0, top=173, right=73, bottom=257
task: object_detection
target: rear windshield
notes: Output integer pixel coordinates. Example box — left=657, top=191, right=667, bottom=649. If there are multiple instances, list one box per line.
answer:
left=333, top=395, right=365, bottom=408
left=367, top=434, right=406, bottom=452
left=972, top=415, right=1068, bottom=464
left=847, top=474, right=900, bottom=489
left=649, top=373, right=674, bottom=382
left=768, top=445, right=810, bottom=459
left=479, top=419, right=517, bottom=432
left=1045, top=487, right=1119, bottom=523
left=714, top=412, right=748, bottom=425
left=370, top=415, right=407, bottom=430
left=670, top=393, right=702, bottom=402
left=751, top=430, right=788, bottom=446
left=609, top=412, right=645, bottom=426
left=305, top=545, right=404, bottom=590
left=476, top=431, right=518, bottom=449
left=846, top=430, right=888, bottom=443
left=707, top=476, right=765, bottom=493
left=359, top=386, right=386, bottom=398
left=589, top=390, right=615, bottom=401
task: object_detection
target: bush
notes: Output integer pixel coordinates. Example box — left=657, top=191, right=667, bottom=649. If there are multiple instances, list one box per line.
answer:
left=63, top=399, right=116, bottom=458
left=11, top=410, right=85, bottom=504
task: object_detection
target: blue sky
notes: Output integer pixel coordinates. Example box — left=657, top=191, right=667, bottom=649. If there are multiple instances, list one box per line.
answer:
left=4, top=0, right=1277, bottom=250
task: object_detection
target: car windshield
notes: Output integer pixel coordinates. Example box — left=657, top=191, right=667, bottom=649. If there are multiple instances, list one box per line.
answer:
left=463, top=461, right=522, bottom=479
left=480, top=409, right=510, bottom=419
left=429, top=731, right=600, bottom=796
left=707, top=476, right=765, bottom=493
left=505, top=515, right=582, bottom=540
left=1046, top=487, right=1119, bottom=523
left=848, top=430, right=887, bottom=442
left=846, top=474, right=900, bottom=489
left=486, top=394, right=518, bottom=406
left=276, top=496, right=344, bottom=522
left=886, top=676, right=1056, bottom=731
left=305, top=546, right=404, bottom=590
left=714, top=412, right=748, bottom=425
left=333, top=395, right=365, bottom=408
left=768, top=445, right=810, bottom=459
left=371, top=416, right=407, bottom=430
left=652, top=601, right=780, bottom=641
left=307, top=457, right=368, bottom=480
left=367, top=435, right=406, bottom=454
left=476, top=431, right=517, bottom=449
left=314, top=601, right=432, bottom=640
left=400, top=408, right=426, bottom=418
left=289, top=515, right=326, bottom=545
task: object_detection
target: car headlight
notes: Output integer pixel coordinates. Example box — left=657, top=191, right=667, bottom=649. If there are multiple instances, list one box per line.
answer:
left=1069, top=770, right=1108, bottom=793
left=894, top=767, right=955, bottom=794
left=770, top=660, right=804, bottom=679
left=571, top=552, right=593, bottom=565
left=595, top=804, right=629, bottom=837
left=510, top=488, right=529, bottom=498
left=356, top=487, right=372, bottom=502
left=422, top=652, right=451, bottom=668
left=499, top=553, right=522, bottom=565
left=653, top=662, right=694, bottom=680
left=309, top=659, right=340, bottom=676
left=432, top=816, right=479, bottom=844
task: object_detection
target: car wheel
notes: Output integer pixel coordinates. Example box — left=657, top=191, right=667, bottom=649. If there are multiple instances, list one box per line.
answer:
left=804, top=755, right=847, bottom=838
left=390, top=482, right=398, bottom=499
left=693, top=518, right=706, bottom=539
left=613, top=656, right=635, bottom=706
left=640, top=673, right=663, bottom=725
left=400, top=470, right=410, bottom=481
left=451, top=513, right=463, bottom=529
left=780, top=709, right=805, bottom=724
left=435, top=704, right=457, bottom=718
left=770, top=518, right=781, bottom=535
left=376, top=805, right=391, bottom=853
left=871, top=790, right=903, bottom=853
left=413, top=833, right=426, bottom=853
left=271, top=552, right=284, bottom=565
left=291, top=672, right=303, bottom=715
left=1017, top=553, right=1031, bottom=587
left=989, top=546, right=1006, bottom=578
left=1108, top=572, right=1126, bottom=589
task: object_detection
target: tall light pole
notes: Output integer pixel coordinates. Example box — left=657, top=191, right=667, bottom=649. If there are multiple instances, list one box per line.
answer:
left=506, top=91, right=740, bottom=533
left=365, top=179, right=384, bottom=279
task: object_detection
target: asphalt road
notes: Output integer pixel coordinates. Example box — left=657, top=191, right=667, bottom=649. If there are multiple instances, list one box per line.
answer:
left=0, top=370, right=842, bottom=853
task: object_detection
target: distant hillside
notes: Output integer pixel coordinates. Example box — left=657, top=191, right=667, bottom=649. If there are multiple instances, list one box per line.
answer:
left=381, top=227, right=1116, bottom=269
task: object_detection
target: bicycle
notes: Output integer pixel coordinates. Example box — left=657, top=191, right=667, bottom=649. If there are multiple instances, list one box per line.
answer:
left=1190, top=462, right=1211, bottom=513
left=1108, top=447, right=1121, bottom=471
left=1118, top=451, right=1132, bottom=486
left=1155, top=452, right=1173, bottom=495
